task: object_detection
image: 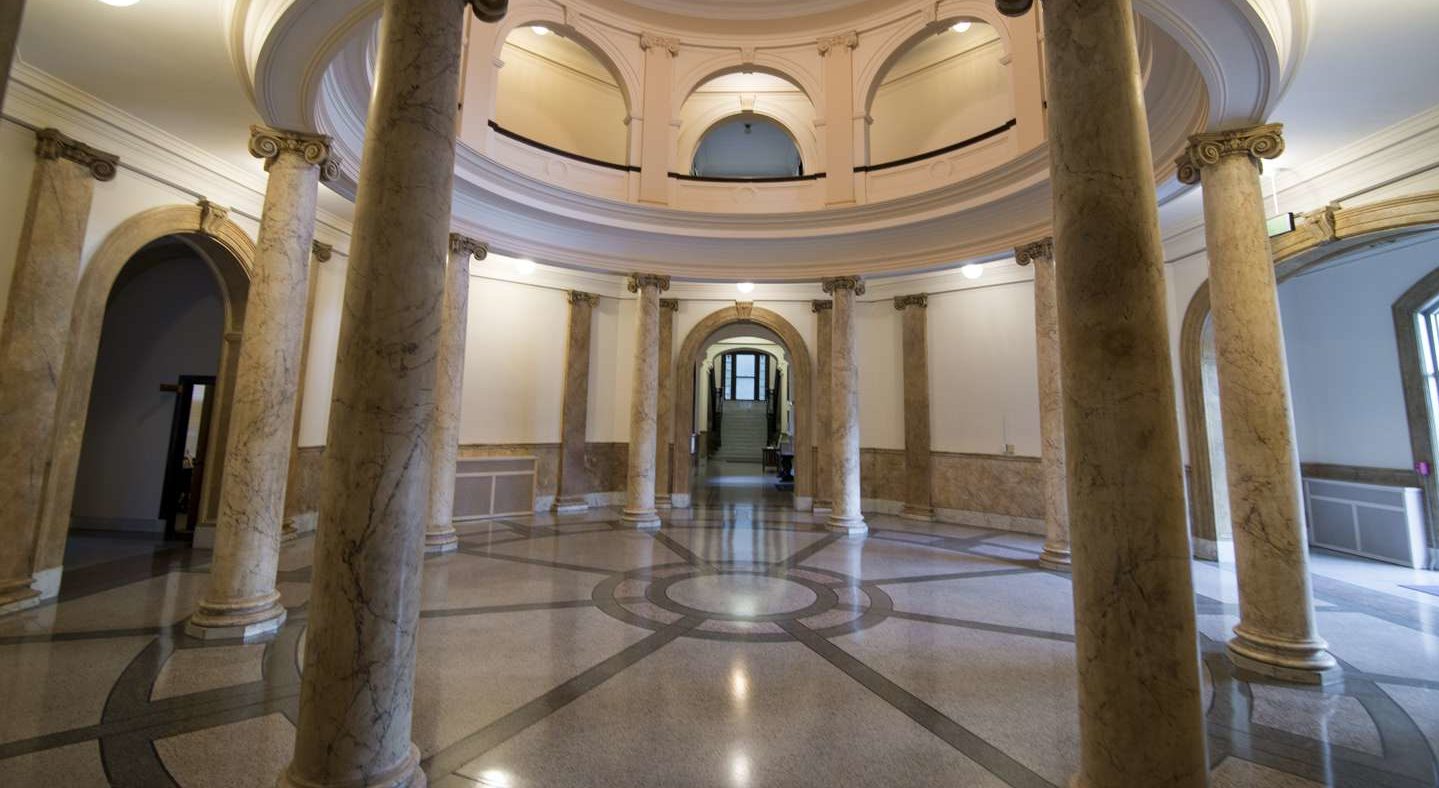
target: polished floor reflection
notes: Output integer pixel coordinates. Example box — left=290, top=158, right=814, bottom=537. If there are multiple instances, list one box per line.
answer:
left=0, top=502, right=1437, bottom=787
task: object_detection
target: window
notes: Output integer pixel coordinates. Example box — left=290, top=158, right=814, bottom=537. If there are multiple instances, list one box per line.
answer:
left=719, top=350, right=770, bottom=402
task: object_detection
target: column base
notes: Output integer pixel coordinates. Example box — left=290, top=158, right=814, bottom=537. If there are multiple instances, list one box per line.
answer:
left=552, top=495, right=589, bottom=514
left=423, top=530, right=459, bottom=555
left=1227, top=626, right=1339, bottom=685
left=655, top=494, right=673, bottom=510
left=280, top=744, right=425, bottom=788
left=0, top=584, right=42, bottom=616
left=1039, top=543, right=1072, bottom=571
left=826, top=513, right=868, bottom=535
left=900, top=504, right=934, bottom=522
left=621, top=508, right=662, bottom=529
left=186, top=593, right=287, bottom=642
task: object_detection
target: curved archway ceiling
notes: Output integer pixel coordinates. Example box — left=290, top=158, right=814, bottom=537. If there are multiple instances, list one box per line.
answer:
left=692, top=116, right=803, bottom=178
left=495, top=26, right=628, bottom=165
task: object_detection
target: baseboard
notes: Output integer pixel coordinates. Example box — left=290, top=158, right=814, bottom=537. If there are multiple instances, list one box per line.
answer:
left=69, top=516, right=165, bottom=534
left=860, top=498, right=1046, bottom=535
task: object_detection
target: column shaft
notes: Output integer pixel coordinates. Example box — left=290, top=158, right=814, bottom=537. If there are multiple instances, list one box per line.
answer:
left=1041, top=0, right=1207, bottom=784
left=281, top=241, right=332, bottom=537
left=896, top=295, right=933, bottom=520
left=283, top=0, right=477, bottom=783
left=555, top=291, right=598, bottom=511
left=189, top=127, right=332, bottom=641
left=812, top=301, right=834, bottom=510
left=1020, top=240, right=1072, bottom=569
left=823, top=277, right=866, bottom=534
left=1179, top=125, right=1335, bottom=682
left=0, top=129, right=115, bottom=613
left=622, top=274, right=669, bottom=528
left=656, top=299, right=679, bottom=508
left=425, top=235, right=485, bottom=553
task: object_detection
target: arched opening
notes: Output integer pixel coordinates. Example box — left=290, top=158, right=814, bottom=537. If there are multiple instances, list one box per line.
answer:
left=677, top=70, right=818, bottom=178
left=494, top=23, right=630, bottom=166
left=866, top=18, right=1012, bottom=166
left=691, top=115, right=803, bottom=179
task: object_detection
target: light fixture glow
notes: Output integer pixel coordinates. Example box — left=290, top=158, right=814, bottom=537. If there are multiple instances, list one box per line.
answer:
left=98, top=0, right=141, bottom=6
left=736, top=282, right=755, bottom=294
left=951, top=20, right=973, bottom=33
left=961, top=263, right=984, bottom=280
left=513, top=258, right=537, bottom=275
left=530, top=25, right=550, bottom=36
left=477, top=770, right=513, bottom=788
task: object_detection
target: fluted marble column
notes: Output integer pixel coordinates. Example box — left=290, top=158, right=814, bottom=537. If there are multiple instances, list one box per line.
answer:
left=895, top=295, right=933, bottom=520
left=281, top=240, right=333, bottom=539
left=1018, top=239, right=1071, bottom=570
left=282, top=0, right=504, bottom=785
left=555, top=291, right=598, bottom=512
left=655, top=298, right=679, bottom=508
left=1179, top=124, right=1336, bottom=683
left=0, top=129, right=116, bottom=614
left=822, top=277, right=866, bottom=534
left=188, top=126, right=335, bottom=641
left=622, top=273, right=670, bottom=528
left=1037, top=0, right=1208, bottom=784
left=812, top=300, right=834, bottom=511
left=425, top=234, right=486, bottom=554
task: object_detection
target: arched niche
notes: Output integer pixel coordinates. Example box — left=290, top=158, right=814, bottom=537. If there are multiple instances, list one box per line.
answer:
left=492, top=21, right=633, bottom=165
left=676, top=69, right=820, bottom=176
left=690, top=114, right=806, bottom=179
left=673, top=305, right=813, bottom=509
left=33, top=205, right=256, bottom=579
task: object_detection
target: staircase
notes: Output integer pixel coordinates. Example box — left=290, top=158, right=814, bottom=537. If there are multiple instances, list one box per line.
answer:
left=716, top=401, right=768, bottom=462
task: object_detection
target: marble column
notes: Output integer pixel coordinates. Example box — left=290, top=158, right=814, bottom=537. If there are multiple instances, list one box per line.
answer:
left=281, top=240, right=333, bottom=539
left=425, top=234, right=487, bottom=554
left=555, top=291, right=598, bottom=512
left=188, top=126, right=335, bottom=641
left=0, top=129, right=116, bottom=614
left=1179, top=124, right=1337, bottom=683
left=1018, top=239, right=1072, bottom=570
left=894, top=295, right=933, bottom=520
left=811, top=300, right=834, bottom=511
left=622, top=273, right=669, bottom=528
left=655, top=298, right=680, bottom=508
left=822, top=277, right=866, bottom=534
left=0, top=1, right=23, bottom=113
left=282, top=0, right=502, bottom=785
left=1037, top=0, right=1208, bottom=784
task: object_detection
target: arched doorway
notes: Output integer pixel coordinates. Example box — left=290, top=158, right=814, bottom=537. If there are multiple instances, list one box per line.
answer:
left=31, top=205, right=254, bottom=593
left=672, top=305, right=813, bottom=510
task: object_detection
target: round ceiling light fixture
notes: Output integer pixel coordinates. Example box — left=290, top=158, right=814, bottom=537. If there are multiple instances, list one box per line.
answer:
left=513, top=258, right=537, bottom=275
left=530, top=25, right=550, bottom=36
left=736, top=282, right=756, bottom=294
left=98, top=0, right=141, bottom=6
left=951, top=20, right=972, bottom=33
left=961, top=263, right=984, bottom=280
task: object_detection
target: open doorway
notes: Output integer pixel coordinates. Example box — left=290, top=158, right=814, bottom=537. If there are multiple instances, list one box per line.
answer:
left=693, top=329, right=794, bottom=505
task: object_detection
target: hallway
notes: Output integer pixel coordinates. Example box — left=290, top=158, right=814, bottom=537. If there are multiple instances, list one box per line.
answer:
left=1, top=505, right=1436, bottom=787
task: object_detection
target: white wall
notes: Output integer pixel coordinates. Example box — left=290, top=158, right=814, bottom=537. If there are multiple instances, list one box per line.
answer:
left=458, top=276, right=571, bottom=444
left=1280, top=234, right=1439, bottom=469
left=856, top=299, right=905, bottom=450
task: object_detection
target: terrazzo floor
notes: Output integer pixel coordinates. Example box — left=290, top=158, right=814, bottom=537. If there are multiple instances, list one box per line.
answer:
left=0, top=472, right=1436, bottom=787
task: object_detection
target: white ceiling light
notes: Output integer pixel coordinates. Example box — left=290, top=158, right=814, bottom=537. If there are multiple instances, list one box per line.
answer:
left=513, top=258, right=537, bottom=275
left=98, top=0, right=141, bottom=6
left=530, top=25, right=550, bottom=36
left=961, top=263, right=984, bottom=280
left=736, top=282, right=755, bottom=294
left=951, top=20, right=972, bottom=33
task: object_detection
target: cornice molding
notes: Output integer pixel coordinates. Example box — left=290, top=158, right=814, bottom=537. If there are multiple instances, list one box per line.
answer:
left=1176, top=123, right=1284, bottom=184
left=35, top=127, right=119, bottom=181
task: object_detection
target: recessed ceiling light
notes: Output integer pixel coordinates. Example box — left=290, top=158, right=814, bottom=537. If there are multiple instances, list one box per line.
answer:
left=961, top=263, right=984, bottom=280
left=736, top=282, right=755, bottom=294
left=951, top=21, right=973, bottom=33
left=98, top=0, right=140, bottom=6
left=513, top=259, right=537, bottom=275
left=530, top=25, right=550, bottom=36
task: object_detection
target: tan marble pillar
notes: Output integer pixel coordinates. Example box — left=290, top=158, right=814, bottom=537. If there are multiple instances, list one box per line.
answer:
left=622, top=273, right=670, bottom=528
left=188, top=126, right=335, bottom=641
left=0, top=129, right=116, bottom=614
left=818, top=32, right=858, bottom=205
left=811, top=300, right=834, bottom=511
left=1039, top=0, right=1208, bottom=784
left=555, top=291, right=598, bottom=512
left=1018, top=239, right=1072, bottom=570
left=822, top=277, right=866, bottom=534
left=281, top=240, right=333, bottom=539
left=283, top=0, right=502, bottom=785
left=0, top=1, right=23, bottom=113
left=894, top=295, right=934, bottom=520
left=655, top=298, right=679, bottom=508
left=1179, top=124, right=1337, bottom=683
left=425, top=234, right=486, bottom=554
left=637, top=34, right=678, bottom=204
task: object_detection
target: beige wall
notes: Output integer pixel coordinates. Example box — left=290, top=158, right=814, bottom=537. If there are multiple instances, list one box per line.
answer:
left=495, top=29, right=629, bottom=165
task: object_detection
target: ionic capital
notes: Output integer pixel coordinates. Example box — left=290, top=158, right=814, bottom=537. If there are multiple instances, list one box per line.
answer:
left=249, top=126, right=339, bottom=181
left=811, top=299, right=833, bottom=313
left=311, top=240, right=334, bottom=262
left=1014, top=238, right=1054, bottom=266
left=639, top=33, right=680, bottom=56
left=627, top=273, right=672, bottom=293
left=568, top=290, right=600, bottom=306
left=893, top=294, right=928, bottom=310
left=821, top=276, right=865, bottom=296
left=1176, top=123, right=1284, bottom=185
left=35, top=128, right=119, bottom=181
left=448, top=233, right=489, bottom=260
left=466, top=0, right=508, bottom=23
left=660, top=298, right=680, bottom=312
left=817, top=32, right=859, bottom=56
